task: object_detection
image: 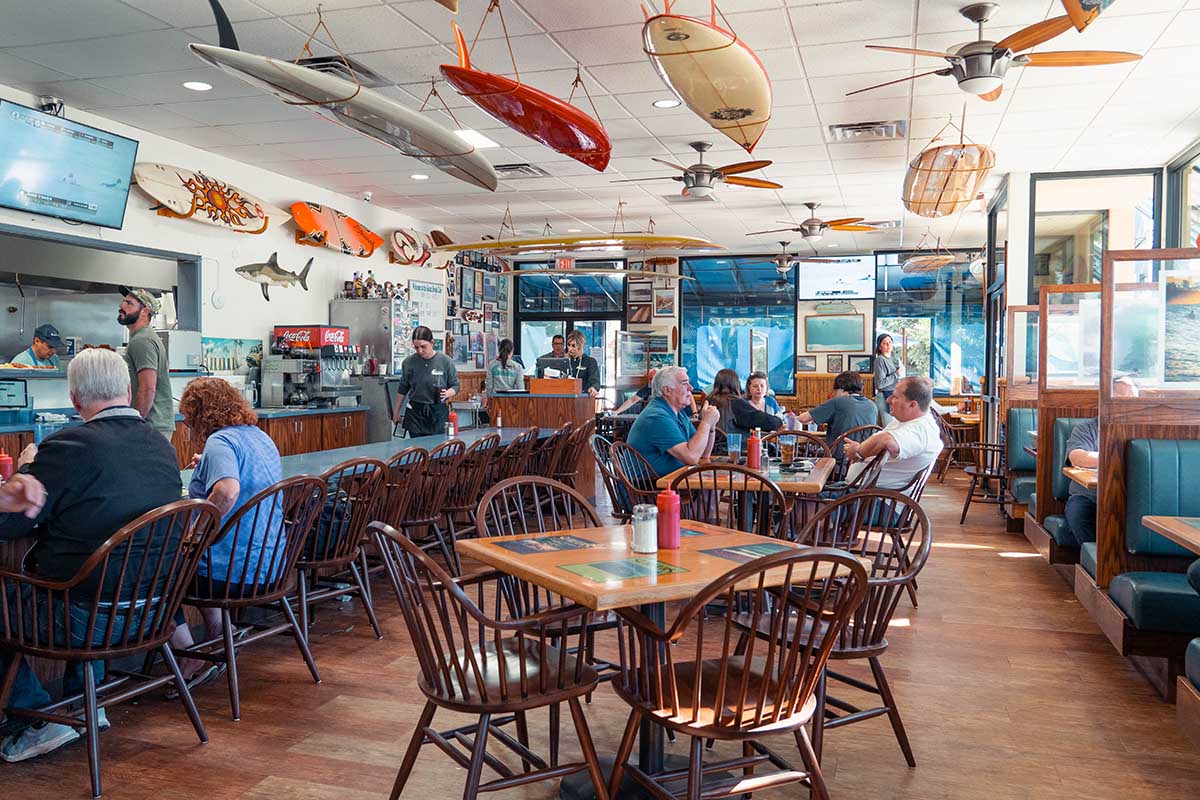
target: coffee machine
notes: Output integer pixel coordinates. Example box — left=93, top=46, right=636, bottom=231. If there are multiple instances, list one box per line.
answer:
left=260, top=325, right=363, bottom=408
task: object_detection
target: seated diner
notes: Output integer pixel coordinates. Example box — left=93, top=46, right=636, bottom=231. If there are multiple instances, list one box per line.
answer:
left=625, top=366, right=717, bottom=477
left=842, top=376, right=942, bottom=492
left=706, top=367, right=783, bottom=439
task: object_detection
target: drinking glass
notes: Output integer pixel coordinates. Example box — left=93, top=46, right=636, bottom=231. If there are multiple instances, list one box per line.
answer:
left=725, top=433, right=743, bottom=458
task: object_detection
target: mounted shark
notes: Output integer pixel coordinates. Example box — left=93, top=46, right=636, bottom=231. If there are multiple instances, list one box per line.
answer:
left=236, top=253, right=312, bottom=301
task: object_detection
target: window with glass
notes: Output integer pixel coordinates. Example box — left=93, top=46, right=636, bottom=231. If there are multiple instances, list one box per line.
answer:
left=1030, top=171, right=1160, bottom=300
left=516, top=260, right=625, bottom=315
left=1180, top=152, right=1200, bottom=248
left=875, top=251, right=985, bottom=395
left=680, top=256, right=796, bottom=395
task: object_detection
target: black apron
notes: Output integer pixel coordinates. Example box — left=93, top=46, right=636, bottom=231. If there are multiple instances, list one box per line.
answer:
left=404, top=401, right=449, bottom=437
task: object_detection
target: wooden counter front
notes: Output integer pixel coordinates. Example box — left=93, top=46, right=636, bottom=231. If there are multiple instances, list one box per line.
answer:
left=489, top=393, right=598, bottom=498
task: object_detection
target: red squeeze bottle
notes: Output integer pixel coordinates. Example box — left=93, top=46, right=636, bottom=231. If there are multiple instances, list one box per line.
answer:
left=657, top=488, right=681, bottom=549
left=0, top=450, right=12, bottom=482
left=746, top=428, right=762, bottom=470
left=448, top=407, right=459, bottom=436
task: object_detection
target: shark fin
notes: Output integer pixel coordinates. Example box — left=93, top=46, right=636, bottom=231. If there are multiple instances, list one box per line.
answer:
left=260, top=283, right=270, bottom=302
left=298, top=258, right=313, bottom=291
left=267, top=252, right=278, bottom=267
left=208, top=0, right=240, bottom=50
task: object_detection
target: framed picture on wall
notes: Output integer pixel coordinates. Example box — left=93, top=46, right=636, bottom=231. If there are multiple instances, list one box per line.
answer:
left=628, top=303, right=652, bottom=324
left=826, top=354, right=844, bottom=373
left=850, top=355, right=873, bottom=374
left=483, top=273, right=498, bottom=303
left=461, top=269, right=476, bottom=308
left=629, top=281, right=652, bottom=303
left=796, top=355, right=817, bottom=372
left=804, top=314, right=865, bottom=352
left=474, top=269, right=484, bottom=303
left=653, top=288, right=675, bottom=317
left=475, top=353, right=485, bottom=369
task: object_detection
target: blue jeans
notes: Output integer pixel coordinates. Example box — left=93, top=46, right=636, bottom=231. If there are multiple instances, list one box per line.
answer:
left=1, top=585, right=156, bottom=714
left=1064, top=494, right=1097, bottom=547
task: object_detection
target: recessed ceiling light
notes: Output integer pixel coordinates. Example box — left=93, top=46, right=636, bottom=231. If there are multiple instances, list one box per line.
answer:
left=652, top=98, right=681, bottom=109
left=567, top=228, right=582, bottom=232
left=827, top=244, right=839, bottom=248
left=410, top=174, right=429, bottom=181
left=1109, top=130, right=1138, bottom=139
left=182, top=81, right=212, bottom=92
left=454, top=129, right=500, bottom=149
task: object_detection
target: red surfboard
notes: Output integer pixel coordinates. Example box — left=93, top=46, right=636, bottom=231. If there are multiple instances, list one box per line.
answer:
left=440, top=23, right=611, bottom=172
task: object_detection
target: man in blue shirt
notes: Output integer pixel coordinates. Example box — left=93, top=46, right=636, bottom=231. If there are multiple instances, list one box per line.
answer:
left=10, top=324, right=64, bottom=369
left=626, top=366, right=718, bottom=477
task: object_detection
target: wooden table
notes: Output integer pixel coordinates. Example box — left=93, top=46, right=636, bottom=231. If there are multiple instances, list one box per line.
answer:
left=1063, top=466, right=1098, bottom=491
left=457, top=522, right=846, bottom=798
left=655, top=457, right=836, bottom=496
left=950, top=411, right=981, bottom=426
left=1141, top=516, right=1200, bottom=556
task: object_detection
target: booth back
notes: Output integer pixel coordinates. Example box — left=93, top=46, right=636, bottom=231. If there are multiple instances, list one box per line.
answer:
left=1051, top=417, right=1092, bottom=501
left=1124, top=439, right=1200, bottom=558
left=1006, top=407, right=1037, bottom=473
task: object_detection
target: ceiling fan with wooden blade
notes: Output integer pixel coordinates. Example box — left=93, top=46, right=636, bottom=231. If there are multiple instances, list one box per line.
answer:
left=611, top=141, right=782, bottom=199
left=747, top=202, right=883, bottom=241
left=851, top=3, right=1140, bottom=101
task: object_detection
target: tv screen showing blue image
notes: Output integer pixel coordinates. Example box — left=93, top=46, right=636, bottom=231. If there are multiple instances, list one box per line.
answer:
left=0, top=100, right=138, bottom=229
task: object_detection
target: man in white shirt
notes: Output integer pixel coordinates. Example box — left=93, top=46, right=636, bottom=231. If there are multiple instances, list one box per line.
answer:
left=843, top=376, right=942, bottom=492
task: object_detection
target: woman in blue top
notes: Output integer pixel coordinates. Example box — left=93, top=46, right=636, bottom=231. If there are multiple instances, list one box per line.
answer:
left=170, top=377, right=283, bottom=683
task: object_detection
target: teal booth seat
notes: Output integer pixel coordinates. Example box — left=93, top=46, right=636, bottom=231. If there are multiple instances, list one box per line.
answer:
left=1188, top=638, right=1200, bottom=690
left=1041, top=417, right=1092, bottom=547
left=1080, top=542, right=1097, bottom=578
left=1007, top=408, right=1038, bottom=505
left=1109, top=573, right=1200, bottom=635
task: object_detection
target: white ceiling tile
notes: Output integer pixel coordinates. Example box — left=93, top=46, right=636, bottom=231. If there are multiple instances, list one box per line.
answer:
left=790, top=1, right=915, bottom=46
left=586, top=61, right=667, bottom=95
left=722, top=9, right=796, bottom=52
left=185, top=18, right=332, bottom=58
left=8, top=29, right=202, bottom=79
left=550, top=25, right=643, bottom=67
left=462, top=34, right=577, bottom=73
left=516, top=0, right=646, bottom=32
left=0, top=0, right=168, bottom=47
left=0, top=53, right=71, bottom=84
left=95, top=104, right=200, bottom=131
left=254, top=0, right=385, bottom=13
left=122, top=0, right=273, bottom=28
left=391, top=0, right=542, bottom=40
left=285, top=6, right=438, bottom=53
left=159, top=95, right=310, bottom=125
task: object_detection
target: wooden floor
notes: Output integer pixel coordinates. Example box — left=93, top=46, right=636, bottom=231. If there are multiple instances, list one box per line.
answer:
left=5, top=474, right=1200, bottom=799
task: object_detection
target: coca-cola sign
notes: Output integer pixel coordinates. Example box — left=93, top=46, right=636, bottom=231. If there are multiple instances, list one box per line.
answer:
left=273, top=325, right=350, bottom=347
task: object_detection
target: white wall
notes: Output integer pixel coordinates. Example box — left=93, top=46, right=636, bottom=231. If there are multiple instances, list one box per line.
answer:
left=0, top=82, right=445, bottom=344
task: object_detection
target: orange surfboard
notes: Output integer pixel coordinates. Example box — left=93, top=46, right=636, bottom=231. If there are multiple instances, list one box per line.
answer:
left=290, top=202, right=384, bottom=258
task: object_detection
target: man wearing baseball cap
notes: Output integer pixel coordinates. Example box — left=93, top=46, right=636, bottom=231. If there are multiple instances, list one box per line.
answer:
left=118, top=287, right=174, bottom=438
left=11, top=324, right=65, bottom=369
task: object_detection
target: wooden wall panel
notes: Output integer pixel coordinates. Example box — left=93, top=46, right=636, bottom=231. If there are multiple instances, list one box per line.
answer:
left=489, top=394, right=598, bottom=498
left=1033, top=391, right=1098, bottom=522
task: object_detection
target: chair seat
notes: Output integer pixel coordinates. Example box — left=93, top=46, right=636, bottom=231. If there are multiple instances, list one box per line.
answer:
left=419, top=636, right=598, bottom=712
left=1080, top=542, right=1097, bottom=578
left=1187, top=638, right=1200, bottom=690
left=1108, top=572, right=1200, bottom=635
left=616, top=656, right=817, bottom=736
left=1043, top=515, right=1076, bottom=547
left=1009, top=474, right=1036, bottom=505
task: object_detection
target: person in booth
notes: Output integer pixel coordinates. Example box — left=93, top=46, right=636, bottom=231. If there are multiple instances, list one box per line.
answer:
left=10, top=324, right=64, bottom=369
left=534, top=334, right=566, bottom=378
left=563, top=330, right=600, bottom=398
left=1062, top=377, right=1139, bottom=546
left=0, top=349, right=182, bottom=761
left=841, top=376, right=943, bottom=493
left=391, top=326, right=459, bottom=437
left=626, top=366, right=718, bottom=477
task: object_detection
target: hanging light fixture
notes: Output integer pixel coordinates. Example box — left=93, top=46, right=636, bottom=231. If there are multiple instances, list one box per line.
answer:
left=902, top=111, right=995, bottom=219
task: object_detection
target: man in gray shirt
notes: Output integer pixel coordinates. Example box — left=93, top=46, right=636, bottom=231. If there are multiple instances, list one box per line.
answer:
left=797, top=371, right=879, bottom=456
left=1064, top=418, right=1099, bottom=546
left=118, top=287, right=174, bottom=438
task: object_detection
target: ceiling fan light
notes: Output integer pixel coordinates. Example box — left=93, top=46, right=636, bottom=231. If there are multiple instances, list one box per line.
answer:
left=957, top=75, right=1003, bottom=94
left=686, top=184, right=715, bottom=198
left=805, top=232, right=824, bottom=242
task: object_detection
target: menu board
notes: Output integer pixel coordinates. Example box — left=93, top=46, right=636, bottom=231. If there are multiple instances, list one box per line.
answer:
left=408, top=280, right=444, bottom=333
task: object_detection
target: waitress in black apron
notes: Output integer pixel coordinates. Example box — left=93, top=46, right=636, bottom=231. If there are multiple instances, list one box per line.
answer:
left=392, top=326, right=460, bottom=437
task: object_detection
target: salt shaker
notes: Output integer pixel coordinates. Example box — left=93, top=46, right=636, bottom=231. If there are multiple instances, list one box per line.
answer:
left=631, top=504, right=658, bottom=554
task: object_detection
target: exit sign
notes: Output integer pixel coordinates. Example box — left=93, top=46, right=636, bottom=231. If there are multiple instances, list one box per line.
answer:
left=555, top=256, right=575, bottom=270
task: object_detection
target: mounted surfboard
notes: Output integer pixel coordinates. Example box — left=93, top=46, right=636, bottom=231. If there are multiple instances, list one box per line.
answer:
left=1061, top=0, right=1116, bottom=31
left=390, top=228, right=433, bottom=266
left=498, top=267, right=695, bottom=281
left=430, top=232, right=722, bottom=256
left=641, top=1, right=772, bottom=154
left=291, top=202, right=384, bottom=258
left=433, top=0, right=458, bottom=11
left=189, top=43, right=499, bottom=191
left=440, top=23, right=611, bottom=171
left=133, top=162, right=287, bottom=234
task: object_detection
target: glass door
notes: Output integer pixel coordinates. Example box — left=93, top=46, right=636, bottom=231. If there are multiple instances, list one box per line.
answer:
left=518, top=320, right=565, bottom=375
left=572, top=319, right=622, bottom=407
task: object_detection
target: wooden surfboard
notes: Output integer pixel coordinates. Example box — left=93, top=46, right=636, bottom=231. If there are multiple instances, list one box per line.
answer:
left=498, top=268, right=694, bottom=281
left=430, top=232, right=721, bottom=254
left=440, top=23, right=611, bottom=171
left=291, top=202, right=384, bottom=258
left=642, top=2, right=772, bottom=153
left=1061, top=0, right=1115, bottom=31
left=189, top=43, right=498, bottom=192
left=133, top=162, right=288, bottom=234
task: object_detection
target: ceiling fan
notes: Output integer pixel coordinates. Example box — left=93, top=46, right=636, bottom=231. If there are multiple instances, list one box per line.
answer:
left=849, top=3, right=1141, bottom=102
left=747, top=202, right=882, bottom=242
left=612, top=141, right=783, bottom=199
left=770, top=241, right=858, bottom=275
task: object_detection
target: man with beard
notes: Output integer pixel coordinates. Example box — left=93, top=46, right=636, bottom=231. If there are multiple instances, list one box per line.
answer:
left=117, top=287, right=174, bottom=438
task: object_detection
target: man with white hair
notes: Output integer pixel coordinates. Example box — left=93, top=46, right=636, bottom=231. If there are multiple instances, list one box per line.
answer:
left=0, top=348, right=182, bottom=762
left=626, top=366, right=718, bottom=476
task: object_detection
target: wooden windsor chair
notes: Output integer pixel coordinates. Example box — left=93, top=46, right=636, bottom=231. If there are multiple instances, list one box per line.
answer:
left=831, top=424, right=882, bottom=480
left=668, top=463, right=791, bottom=539
left=398, top=440, right=466, bottom=575
left=609, top=441, right=660, bottom=510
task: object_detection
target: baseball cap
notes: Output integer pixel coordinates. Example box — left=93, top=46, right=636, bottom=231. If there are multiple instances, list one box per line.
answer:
left=119, top=286, right=162, bottom=316
left=33, top=323, right=65, bottom=349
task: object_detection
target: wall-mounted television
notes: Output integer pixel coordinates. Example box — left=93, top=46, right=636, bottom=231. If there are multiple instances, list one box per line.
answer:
left=797, top=255, right=876, bottom=300
left=0, top=100, right=138, bottom=229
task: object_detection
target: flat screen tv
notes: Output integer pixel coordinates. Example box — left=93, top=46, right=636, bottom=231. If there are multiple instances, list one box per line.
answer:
left=797, top=255, right=876, bottom=300
left=0, top=100, right=138, bottom=229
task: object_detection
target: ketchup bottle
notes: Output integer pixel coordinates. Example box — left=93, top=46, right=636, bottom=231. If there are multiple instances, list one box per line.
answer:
left=0, top=450, right=12, bottom=482
left=746, top=428, right=762, bottom=470
left=447, top=407, right=459, bottom=437
left=656, top=488, right=681, bottom=549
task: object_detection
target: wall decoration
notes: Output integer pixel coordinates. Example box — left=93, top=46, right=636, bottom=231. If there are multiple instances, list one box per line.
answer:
left=290, top=202, right=384, bottom=257
left=440, top=21, right=611, bottom=171
left=796, top=355, right=817, bottom=372
left=201, top=336, right=262, bottom=373
left=485, top=332, right=498, bottom=363
left=234, top=253, right=312, bottom=301
left=483, top=272, right=499, bottom=303
left=190, top=42, right=498, bottom=191
left=470, top=332, right=484, bottom=353
left=641, top=5, right=771, bottom=153
left=389, top=228, right=434, bottom=266
left=474, top=270, right=485, bottom=305
left=453, top=337, right=469, bottom=362
left=1164, top=272, right=1200, bottom=382
left=134, top=163, right=288, bottom=234
left=483, top=304, right=494, bottom=325
left=648, top=352, right=676, bottom=370
left=647, top=334, right=670, bottom=353
left=408, top=280, right=444, bottom=330
left=629, top=281, right=653, bottom=303
left=628, top=304, right=652, bottom=324
left=826, top=354, right=844, bottom=373
left=498, top=279, right=508, bottom=308
left=805, top=314, right=864, bottom=352
left=653, top=288, right=676, bottom=318
left=461, top=268, right=477, bottom=308
left=850, top=355, right=873, bottom=374
left=475, top=353, right=485, bottom=369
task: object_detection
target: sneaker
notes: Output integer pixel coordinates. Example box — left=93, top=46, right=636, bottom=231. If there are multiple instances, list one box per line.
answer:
left=73, top=708, right=109, bottom=734
left=0, top=722, right=80, bottom=762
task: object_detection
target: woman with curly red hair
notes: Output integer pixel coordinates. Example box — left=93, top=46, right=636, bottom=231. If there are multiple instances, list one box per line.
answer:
left=171, top=377, right=282, bottom=683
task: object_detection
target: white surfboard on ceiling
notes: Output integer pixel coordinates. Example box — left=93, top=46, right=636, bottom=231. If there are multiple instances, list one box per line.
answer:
left=189, top=43, right=498, bottom=193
